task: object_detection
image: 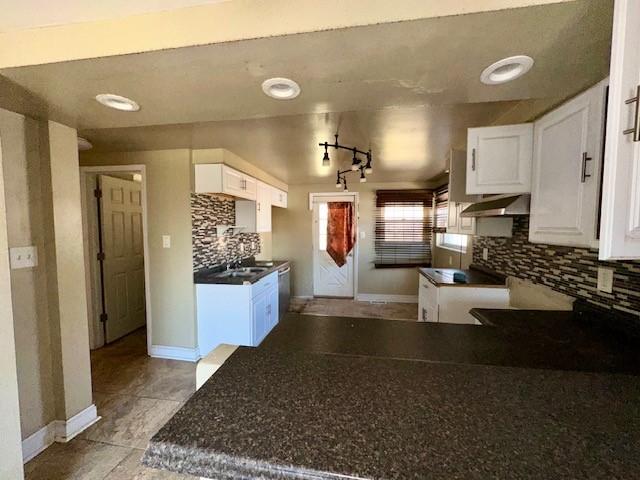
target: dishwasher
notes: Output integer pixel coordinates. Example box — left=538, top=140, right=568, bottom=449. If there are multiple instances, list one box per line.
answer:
left=278, top=265, right=291, bottom=319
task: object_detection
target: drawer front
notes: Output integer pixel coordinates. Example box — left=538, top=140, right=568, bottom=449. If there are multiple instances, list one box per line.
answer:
left=251, top=272, right=278, bottom=298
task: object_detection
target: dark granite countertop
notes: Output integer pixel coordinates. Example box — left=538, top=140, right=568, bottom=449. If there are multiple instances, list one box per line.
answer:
left=144, top=313, right=640, bottom=479
left=418, top=264, right=506, bottom=287
left=194, top=258, right=290, bottom=285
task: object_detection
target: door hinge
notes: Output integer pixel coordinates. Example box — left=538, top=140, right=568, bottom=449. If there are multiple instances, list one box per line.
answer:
left=99, top=313, right=108, bottom=323
left=97, top=252, right=105, bottom=261
left=94, top=188, right=102, bottom=198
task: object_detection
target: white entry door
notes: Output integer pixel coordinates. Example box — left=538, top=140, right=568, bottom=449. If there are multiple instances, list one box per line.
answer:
left=312, top=198, right=355, bottom=297
left=99, top=175, right=146, bottom=343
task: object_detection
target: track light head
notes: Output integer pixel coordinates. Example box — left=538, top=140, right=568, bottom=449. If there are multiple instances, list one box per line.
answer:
left=360, top=169, right=367, bottom=183
left=322, top=149, right=330, bottom=167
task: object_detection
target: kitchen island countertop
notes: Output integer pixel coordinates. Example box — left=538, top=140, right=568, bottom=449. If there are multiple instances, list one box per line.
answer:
left=143, top=313, right=640, bottom=479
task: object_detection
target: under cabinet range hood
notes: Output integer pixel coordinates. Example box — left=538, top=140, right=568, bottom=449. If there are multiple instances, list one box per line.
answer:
left=460, top=194, right=530, bottom=218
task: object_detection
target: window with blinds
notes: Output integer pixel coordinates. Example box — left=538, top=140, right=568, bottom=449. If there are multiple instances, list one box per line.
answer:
left=374, top=189, right=434, bottom=268
left=434, top=184, right=448, bottom=233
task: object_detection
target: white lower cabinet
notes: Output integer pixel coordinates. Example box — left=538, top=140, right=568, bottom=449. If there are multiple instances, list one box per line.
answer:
left=529, top=80, right=607, bottom=247
left=197, top=272, right=279, bottom=357
left=417, top=273, right=509, bottom=325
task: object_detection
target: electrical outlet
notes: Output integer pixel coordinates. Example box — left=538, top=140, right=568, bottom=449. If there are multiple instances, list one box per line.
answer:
left=10, top=246, right=38, bottom=269
left=597, top=267, right=614, bottom=293
left=482, top=248, right=489, bottom=261
left=240, top=243, right=245, bottom=253
left=360, top=230, right=366, bottom=240
left=162, top=235, right=171, bottom=249
left=251, top=241, right=256, bottom=249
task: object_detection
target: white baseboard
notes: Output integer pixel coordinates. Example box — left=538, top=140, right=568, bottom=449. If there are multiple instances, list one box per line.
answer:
left=149, top=344, right=200, bottom=362
left=356, top=294, right=418, bottom=304
left=291, top=295, right=313, bottom=300
left=22, top=404, right=99, bottom=462
left=22, top=423, right=56, bottom=463
left=55, top=404, right=100, bottom=443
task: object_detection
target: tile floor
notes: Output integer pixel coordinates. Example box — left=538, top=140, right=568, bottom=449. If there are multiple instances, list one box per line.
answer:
left=25, top=329, right=197, bottom=480
left=289, top=297, right=418, bottom=321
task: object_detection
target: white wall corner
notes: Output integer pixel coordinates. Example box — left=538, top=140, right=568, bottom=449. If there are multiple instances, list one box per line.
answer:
left=54, top=404, right=100, bottom=443
left=21, top=423, right=56, bottom=463
left=149, top=345, right=200, bottom=362
left=356, top=294, right=419, bottom=304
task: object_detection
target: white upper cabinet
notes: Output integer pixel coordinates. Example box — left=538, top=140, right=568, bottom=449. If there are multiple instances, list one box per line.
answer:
left=194, top=164, right=257, bottom=200
left=529, top=80, right=607, bottom=247
left=466, top=124, right=533, bottom=194
left=446, top=201, right=475, bottom=235
left=599, top=0, right=640, bottom=260
left=448, top=149, right=480, bottom=203
left=271, top=187, right=288, bottom=208
left=256, top=181, right=272, bottom=232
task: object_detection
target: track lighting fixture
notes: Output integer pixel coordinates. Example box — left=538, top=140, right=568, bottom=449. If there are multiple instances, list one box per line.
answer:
left=319, top=134, right=373, bottom=188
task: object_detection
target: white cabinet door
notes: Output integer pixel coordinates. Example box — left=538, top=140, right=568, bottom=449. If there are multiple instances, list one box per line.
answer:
left=256, top=181, right=272, bottom=233
left=599, top=0, right=640, bottom=260
left=222, top=166, right=246, bottom=198
left=457, top=203, right=476, bottom=235
left=271, top=187, right=288, bottom=208
left=467, top=124, right=533, bottom=194
left=418, top=274, right=439, bottom=323
left=243, top=175, right=257, bottom=200
left=446, top=202, right=475, bottom=235
left=446, top=200, right=459, bottom=233
left=251, top=290, right=269, bottom=346
left=529, top=80, right=606, bottom=247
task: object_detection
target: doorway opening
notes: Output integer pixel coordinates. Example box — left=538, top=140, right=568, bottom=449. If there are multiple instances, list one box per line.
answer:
left=310, top=192, right=358, bottom=298
left=80, top=165, right=151, bottom=353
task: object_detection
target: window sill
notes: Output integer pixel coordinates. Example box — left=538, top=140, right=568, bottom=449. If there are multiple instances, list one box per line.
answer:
left=436, top=244, right=467, bottom=254
left=374, top=263, right=431, bottom=269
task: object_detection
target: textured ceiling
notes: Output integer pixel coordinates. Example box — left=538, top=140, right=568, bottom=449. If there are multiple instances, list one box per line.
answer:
left=2, top=0, right=614, bottom=184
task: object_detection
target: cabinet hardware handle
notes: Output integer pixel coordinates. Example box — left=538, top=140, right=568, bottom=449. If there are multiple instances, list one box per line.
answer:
left=623, top=85, right=640, bottom=142
left=581, top=152, right=592, bottom=183
left=257, top=202, right=261, bottom=211
left=472, top=148, right=477, bottom=171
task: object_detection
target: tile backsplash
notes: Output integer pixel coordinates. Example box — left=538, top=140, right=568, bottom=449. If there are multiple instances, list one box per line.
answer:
left=473, top=217, right=640, bottom=317
left=191, top=193, right=260, bottom=272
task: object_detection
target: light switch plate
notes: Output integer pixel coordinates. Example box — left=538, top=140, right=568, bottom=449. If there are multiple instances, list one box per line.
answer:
left=597, top=267, right=614, bottom=293
left=162, top=235, right=171, bottom=249
left=360, top=231, right=366, bottom=240
left=482, top=248, right=489, bottom=261
left=10, top=246, right=38, bottom=269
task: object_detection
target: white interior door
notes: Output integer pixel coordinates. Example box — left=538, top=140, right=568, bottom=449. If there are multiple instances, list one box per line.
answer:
left=312, top=198, right=355, bottom=297
left=99, top=175, right=146, bottom=343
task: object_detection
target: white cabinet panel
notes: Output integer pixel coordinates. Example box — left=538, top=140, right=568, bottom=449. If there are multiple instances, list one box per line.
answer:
left=256, top=181, right=272, bottom=233
left=529, top=80, right=606, bottom=247
left=467, top=124, right=533, bottom=194
left=271, top=187, right=288, bottom=208
left=222, top=165, right=246, bottom=197
left=446, top=202, right=475, bottom=235
left=194, top=164, right=257, bottom=200
left=599, top=0, right=640, bottom=260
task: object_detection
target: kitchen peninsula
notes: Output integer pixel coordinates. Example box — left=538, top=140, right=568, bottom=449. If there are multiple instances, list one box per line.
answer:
left=143, top=309, right=640, bottom=479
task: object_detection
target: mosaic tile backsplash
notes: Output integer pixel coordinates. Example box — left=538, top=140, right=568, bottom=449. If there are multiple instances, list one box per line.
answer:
left=191, top=194, right=260, bottom=272
left=473, top=217, right=640, bottom=317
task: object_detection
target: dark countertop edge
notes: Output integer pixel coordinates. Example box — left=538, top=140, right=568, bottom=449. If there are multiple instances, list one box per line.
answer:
left=418, top=265, right=506, bottom=288
left=194, top=260, right=290, bottom=285
left=142, top=440, right=358, bottom=480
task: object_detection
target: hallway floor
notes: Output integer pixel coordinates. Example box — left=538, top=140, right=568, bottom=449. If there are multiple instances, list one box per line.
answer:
left=289, top=297, right=418, bottom=321
left=25, top=329, right=197, bottom=479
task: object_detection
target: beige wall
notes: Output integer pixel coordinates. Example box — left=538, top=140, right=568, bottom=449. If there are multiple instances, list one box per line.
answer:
left=0, top=109, right=57, bottom=439
left=42, top=121, right=94, bottom=419
left=80, top=150, right=197, bottom=348
left=0, top=114, right=26, bottom=480
left=272, top=181, right=434, bottom=298
left=432, top=242, right=473, bottom=270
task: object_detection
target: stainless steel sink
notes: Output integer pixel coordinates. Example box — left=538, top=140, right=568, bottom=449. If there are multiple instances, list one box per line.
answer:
left=214, top=266, right=269, bottom=278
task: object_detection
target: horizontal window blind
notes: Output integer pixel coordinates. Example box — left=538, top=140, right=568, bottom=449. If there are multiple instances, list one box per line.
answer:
left=374, top=189, right=434, bottom=268
left=434, top=184, right=448, bottom=234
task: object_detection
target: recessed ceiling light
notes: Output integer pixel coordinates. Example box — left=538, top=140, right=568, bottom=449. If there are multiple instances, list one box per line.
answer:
left=77, top=137, right=93, bottom=151
left=95, top=93, right=140, bottom=112
left=261, top=78, right=300, bottom=100
left=480, top=55, right=534, bottom=85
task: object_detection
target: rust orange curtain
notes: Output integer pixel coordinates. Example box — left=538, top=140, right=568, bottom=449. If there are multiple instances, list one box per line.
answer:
left=326, top=202, right=356, bottom=267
